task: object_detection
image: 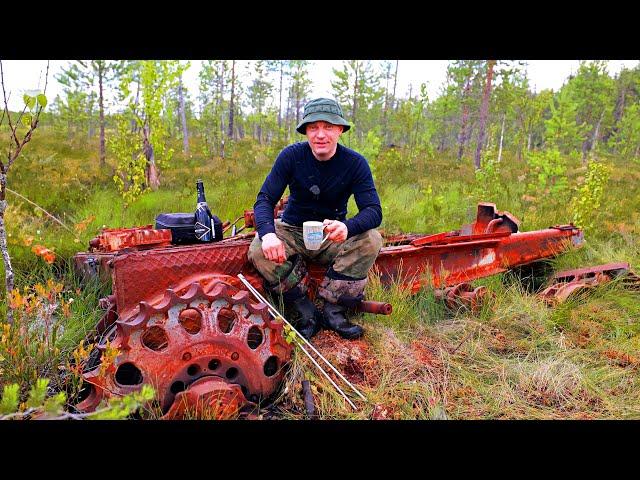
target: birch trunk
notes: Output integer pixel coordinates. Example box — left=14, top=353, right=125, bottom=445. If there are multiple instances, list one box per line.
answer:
left=497, top=113, right=505, bottom=163
left=98, top=62, right=106, bottom=167
left=457, top=77, right=471, bottom=162
left=278, top=61, right=283, bottom=130
left=589, top=111, right=604, bottom=160
left=0, top=171, right=14, bottom=324
left=352, top=61, right=359, bottom=134
left=178, top=77, right=189, bottom=155
left=474, top=60, right=496, bottom=170
left=228, top=60, right=235, bottom=140
left=143, top=124, right=160, bottom=190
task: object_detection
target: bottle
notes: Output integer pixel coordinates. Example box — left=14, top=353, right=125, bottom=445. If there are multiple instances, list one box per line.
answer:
left=195, top=179, right=213, bottom=242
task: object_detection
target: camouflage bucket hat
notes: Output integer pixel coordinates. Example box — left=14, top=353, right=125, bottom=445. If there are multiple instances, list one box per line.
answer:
left=296, top=97, right=351, bottom=134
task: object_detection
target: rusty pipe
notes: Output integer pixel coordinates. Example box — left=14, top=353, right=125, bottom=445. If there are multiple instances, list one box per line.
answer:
left=356, top=300, right=393, bottom=315
left=484, top=218, right=503, bottom=234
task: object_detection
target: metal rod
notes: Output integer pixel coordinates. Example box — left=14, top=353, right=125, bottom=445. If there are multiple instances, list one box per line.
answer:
left=238, top=274, right=367, bottom=402
left=301, top=379, right=316, bottom=419
left=237, top=277, right=358, bottom=409
left=239, top=274, right=365, bottom=400
left=294, top=338, right=357, bottom=410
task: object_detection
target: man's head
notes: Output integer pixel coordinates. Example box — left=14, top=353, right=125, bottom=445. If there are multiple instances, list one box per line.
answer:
left=296, top=98, right=351, bottom=161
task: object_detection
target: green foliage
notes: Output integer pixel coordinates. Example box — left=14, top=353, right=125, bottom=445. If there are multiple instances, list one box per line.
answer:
left=571, top=160, right=612, bottom=231
left=110, top=113, right=147, bottom=205
left=526, top=147, right=569, bottom=196
left=110, top=60, right=185, bottom=202
left=611, top=103, right=640, bottom=159
left=0, top=384, right=19, bottom=415
left=471, top=157, right=504, bottom=203
left=355, top=128, right=383, bottom=163
left=26, top=378, right=49, bottom=408
left=0, top=378, right=154, bottom=420
left=88, top=385, right=155, bottom=420
left=564, top=61, right=617, bottom=156
left=4, top=60, right=640, bottom=421
left=331, top=60, right=383, bottom=138
left=282, top=323, right=297, bottom=344
left=545, top=88, right=588, bottom=153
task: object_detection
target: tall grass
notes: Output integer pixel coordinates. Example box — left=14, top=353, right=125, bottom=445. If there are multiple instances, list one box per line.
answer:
left=1, top=129, right=639, bottom=419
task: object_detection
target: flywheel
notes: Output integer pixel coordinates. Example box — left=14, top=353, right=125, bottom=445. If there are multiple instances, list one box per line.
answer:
left=75, top=278, right=293, bottom=419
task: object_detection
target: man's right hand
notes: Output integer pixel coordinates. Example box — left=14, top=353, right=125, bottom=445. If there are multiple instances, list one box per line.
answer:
left=261, top=233, right=286, bottom=264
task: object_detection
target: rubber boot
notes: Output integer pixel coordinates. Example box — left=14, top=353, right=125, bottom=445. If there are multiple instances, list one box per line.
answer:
left=321, top=302, right=364, bottom=340
left=264, top=255, right=320, bottom=340
left=288, top=295, right=322, bottom=340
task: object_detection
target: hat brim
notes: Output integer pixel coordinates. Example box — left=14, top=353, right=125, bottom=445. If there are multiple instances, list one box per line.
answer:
left=296, top=112, right=351, bottom=134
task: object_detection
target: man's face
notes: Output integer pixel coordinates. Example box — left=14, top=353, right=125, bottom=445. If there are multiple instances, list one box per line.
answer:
left=305, top=121, right=344, bottom=160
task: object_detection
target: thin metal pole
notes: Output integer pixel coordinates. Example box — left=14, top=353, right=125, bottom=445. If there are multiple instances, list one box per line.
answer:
left=237, top=276, right=356, bottom=409
left=294, top=338, right=357, bottom=410
left=238, top=274, right=367, bottom=402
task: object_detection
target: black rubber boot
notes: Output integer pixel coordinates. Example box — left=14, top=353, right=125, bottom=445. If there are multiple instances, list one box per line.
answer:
left=289, top=295, right=321, bottom=340
left=321, top=302, right=364, bottom=340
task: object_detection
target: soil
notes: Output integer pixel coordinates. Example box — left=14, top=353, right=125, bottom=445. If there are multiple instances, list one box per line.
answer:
left=312, top=330, right=381, bottom=387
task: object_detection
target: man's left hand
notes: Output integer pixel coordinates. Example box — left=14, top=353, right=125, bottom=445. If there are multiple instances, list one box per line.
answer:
left=323, top=219, right=348, bottom=243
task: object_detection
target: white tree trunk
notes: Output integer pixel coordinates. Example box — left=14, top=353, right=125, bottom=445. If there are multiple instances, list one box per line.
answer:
left=590, top=111, right=604, bottom=160
left=497, top=113, right=506, bottom=163
left=178, top=77, right=189, bottom=155
left=0, top=191, right=14, bottom=325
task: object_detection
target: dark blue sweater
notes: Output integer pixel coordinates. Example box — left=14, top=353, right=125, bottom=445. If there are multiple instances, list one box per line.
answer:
left=254, top=142, right=382, bottom=240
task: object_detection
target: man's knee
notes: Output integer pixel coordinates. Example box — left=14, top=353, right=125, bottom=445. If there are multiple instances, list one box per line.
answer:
left=362, top=228, right=383, bottom=254
left=354, top=228, right=383, bottom=261
left=248, top=235, right=279, bottom=279
left=247, top=235, right=265, bottom=266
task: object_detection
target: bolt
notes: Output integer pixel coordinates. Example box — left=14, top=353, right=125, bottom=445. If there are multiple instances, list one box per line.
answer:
left=182, top=352, right=192, bottom=361
left=231, top=352, right=239, bottom=361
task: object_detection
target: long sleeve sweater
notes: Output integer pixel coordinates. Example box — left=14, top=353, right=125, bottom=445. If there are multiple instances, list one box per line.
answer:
left=253, top=142, right=382, bottom=240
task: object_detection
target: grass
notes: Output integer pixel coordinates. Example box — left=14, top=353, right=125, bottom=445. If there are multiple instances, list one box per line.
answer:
left=1, top=126, right=640, bottom=419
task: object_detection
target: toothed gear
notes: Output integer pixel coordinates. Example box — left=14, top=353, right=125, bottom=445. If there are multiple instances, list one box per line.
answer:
left=76, top=278, right=293, bottom=419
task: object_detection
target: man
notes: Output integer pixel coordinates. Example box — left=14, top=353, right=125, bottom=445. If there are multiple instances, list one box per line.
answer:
left=247, top=98, right=383, bottom=340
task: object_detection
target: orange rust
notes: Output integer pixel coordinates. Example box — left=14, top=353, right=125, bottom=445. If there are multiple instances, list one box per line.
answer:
left=73, top=202, right=585, bottom=418
left=89, top=225, right=172, bottom=252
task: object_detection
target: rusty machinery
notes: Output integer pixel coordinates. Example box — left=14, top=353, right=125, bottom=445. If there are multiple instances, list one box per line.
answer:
left=73, top=201, right=585, bottom=418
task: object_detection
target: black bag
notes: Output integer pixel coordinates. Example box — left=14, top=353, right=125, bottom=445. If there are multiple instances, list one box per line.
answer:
left=155, top=212, right=224, bottom=245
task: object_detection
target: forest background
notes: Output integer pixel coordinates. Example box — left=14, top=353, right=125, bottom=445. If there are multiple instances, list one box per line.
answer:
left=0, top=59, right=639, bottom=420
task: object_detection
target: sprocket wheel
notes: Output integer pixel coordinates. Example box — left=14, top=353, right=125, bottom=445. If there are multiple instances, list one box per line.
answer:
left=76, top=278, right=293, bottom=419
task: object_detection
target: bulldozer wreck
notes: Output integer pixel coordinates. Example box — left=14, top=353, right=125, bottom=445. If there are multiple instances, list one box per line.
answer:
left=73, top=201, right=584, bottom=418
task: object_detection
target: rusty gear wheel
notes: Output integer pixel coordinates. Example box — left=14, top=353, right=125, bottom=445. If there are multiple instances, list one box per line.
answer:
left=75, top=278, right=293, bottom=419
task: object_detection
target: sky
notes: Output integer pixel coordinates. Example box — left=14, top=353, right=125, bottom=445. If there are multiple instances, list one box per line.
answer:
left=1, top=59, right=638, bottom=112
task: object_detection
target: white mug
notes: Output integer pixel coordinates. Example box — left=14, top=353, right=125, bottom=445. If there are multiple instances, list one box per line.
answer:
left=303, top=221, right=329, bottom=250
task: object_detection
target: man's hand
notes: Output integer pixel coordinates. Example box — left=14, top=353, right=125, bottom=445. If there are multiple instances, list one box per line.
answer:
left=261, top=232, right=286, bottom=264
left=323, top=219, right=348, bottom=243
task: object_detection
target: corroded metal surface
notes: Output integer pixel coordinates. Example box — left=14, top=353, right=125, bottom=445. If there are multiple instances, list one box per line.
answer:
left=111, top=239, right=260, bottom=321
left=89, top=225, right=172, bottom=253
left=75, top=202, right=584, bottom=320
left=73, top=202, right=585, bottom=418
left=356, top=301, right=393, bottom=315
left=434, top=283, right=492, bottom=312
left=76, top=278, right=292, bottom=418
left=372, top=204, right=583, bottom=293
left=539, top=262, right=639, bottom=304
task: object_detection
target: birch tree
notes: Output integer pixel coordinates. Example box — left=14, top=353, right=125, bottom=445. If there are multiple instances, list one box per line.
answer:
left=474, top=60, right=496, bottom=169
left=0, top=61, right=49, bottom=325
left=55, top=61, right=123, bottom=166
left=111, top=60, right=185, bottom=201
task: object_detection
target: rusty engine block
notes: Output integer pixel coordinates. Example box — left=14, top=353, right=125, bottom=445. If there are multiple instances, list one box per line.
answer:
left=73, top=201, right=583, bottom=418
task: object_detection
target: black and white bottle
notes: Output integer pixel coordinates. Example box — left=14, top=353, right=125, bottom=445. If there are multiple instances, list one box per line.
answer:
left=195, top=179, right=213, bottom=242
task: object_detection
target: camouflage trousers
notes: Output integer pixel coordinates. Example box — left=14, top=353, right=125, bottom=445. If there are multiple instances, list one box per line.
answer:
left=247, top=219, right=383, bottom=306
